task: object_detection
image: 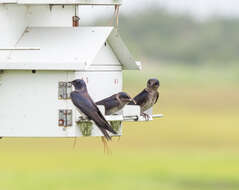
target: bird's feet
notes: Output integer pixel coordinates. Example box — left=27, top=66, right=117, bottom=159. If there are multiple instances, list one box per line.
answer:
left=101, top=136, right=112, bottom=155
left=141, top=113, right=150, bottom=121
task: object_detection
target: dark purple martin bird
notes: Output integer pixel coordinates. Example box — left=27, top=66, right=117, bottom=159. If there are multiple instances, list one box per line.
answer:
left=70, top=79, right=117, bottom=140
left=96, top=92, right=135, bottom=115
left=129, top=78, right=160, bottom=118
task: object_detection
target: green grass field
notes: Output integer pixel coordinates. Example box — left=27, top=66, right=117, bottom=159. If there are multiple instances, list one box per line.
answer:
left=0, top=63, right=239, bottom=190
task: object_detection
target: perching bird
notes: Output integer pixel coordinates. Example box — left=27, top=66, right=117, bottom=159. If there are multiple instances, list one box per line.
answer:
left=70, top=79, right=117, bottom=140
left=129, top=78, right=160, bottom=119
left=96, top=92, right=135, bottom=115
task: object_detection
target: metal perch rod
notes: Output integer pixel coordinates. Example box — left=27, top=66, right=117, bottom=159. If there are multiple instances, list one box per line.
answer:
left=123, top=114, right=164, bottom=121
left=152, top=114, right=164, bottom=118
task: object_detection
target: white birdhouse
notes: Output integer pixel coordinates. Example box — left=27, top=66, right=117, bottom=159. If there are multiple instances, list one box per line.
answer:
left=0, top=0, right=162, bottom=138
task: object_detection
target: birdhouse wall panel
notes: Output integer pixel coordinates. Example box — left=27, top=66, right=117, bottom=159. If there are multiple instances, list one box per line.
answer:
left=0, top=70, right=124, bottom=137
left=92, top=42, right=121, bottom=66
left=0, top=4, right=28, bottom=60
left=0, top=70, right=76, bottom=137
left=27, top=6, right=74, bottom=27
left=75, top=71, right=122, bottom=101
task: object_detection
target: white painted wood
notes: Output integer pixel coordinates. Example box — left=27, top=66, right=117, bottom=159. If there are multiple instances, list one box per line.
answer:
left=0, top=26, right=139, bottom=70
left=0, top=27, right=113, bottom=68
left=0, top=0, right=122, bottom=5
left=0, top=63, right=122, bottom=71
left=122, top=105, right=140, bottom=117
left=28, top=6, right=75, bottom=27
left=0, top=4, right=28, bottom=61
left=0, top=47, right=40, bottom=50
left=0, top=0, right=17, bottom=3
left=76, top=115, right=123, bottom=123
left=92, top=42, right=121, bottom=66
left=0, top=70, right=75, bottom=137
left=108, top=29, right=140, bottom=70
left=75, top=71, right=122, bottom=101
left=0, top=4, right=75, bottom=62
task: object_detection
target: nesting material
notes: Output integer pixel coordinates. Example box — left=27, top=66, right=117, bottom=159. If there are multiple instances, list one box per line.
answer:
left=77, top=121, right=93, bottom=137
left=110, top=121, right=121, bottom=133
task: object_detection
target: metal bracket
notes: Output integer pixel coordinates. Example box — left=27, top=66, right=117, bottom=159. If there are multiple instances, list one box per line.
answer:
left=58, top=109, right=72, bottom=127
left=58, top=81, right=72, bottom=100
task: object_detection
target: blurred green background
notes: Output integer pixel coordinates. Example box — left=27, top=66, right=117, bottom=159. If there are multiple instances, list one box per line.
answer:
left=1, top=6, right=239, bottom=190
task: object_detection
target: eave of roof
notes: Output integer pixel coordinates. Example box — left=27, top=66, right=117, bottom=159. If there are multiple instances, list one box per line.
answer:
left=0, top=26, right=140, bottom=70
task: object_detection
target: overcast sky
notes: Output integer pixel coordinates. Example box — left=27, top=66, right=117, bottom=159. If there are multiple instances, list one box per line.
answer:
left=79, top=0, right=239, bottom=22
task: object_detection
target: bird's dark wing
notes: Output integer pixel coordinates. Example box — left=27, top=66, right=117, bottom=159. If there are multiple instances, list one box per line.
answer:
left=129, top=89, right=149, bottom=106
left=71, top=91, right=98, bottom=113
left=155, top=91, right=159, bottom=104
left=96, top=94, right=116, bottom=105
left=70, top=91, right=117, bottom=140
left=96, top=95, right=119, bottom=111
left=88, top=95, right=117, bottom=134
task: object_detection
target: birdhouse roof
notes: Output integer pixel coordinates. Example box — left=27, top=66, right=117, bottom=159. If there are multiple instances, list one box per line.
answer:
left=0, top=0, right=122, bottom=5
left=0, top=27, right=141, bottom=70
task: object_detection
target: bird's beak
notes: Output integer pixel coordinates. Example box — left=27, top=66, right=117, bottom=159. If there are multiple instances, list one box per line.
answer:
left=153, top=84, right=159, bottom=90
